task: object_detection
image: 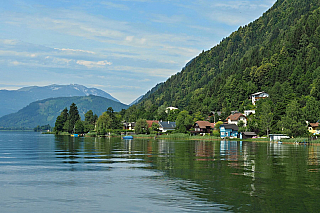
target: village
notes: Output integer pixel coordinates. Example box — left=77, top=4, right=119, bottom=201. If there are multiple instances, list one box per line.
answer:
left=122, top=91, right=319, bottom=142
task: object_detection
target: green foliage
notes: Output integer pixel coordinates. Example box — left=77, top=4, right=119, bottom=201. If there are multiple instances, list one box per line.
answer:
left=96, top=112, right=112, bottom=135
left=34, top=124, right=52, bottom=132
left=214, top=121, right=224, bottom=132
left=122, top=0, right=320, bottom=137
left=74, top=120, right=84, bottom=134
left=135, top=119, right=149, bottom=134
left=280, top=100, right=308, bottom=137
left=176, top=110, right=193, bottom=133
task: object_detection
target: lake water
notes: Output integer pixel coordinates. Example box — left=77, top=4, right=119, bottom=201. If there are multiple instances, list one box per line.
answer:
left=1, top=131, right=320, bottom=212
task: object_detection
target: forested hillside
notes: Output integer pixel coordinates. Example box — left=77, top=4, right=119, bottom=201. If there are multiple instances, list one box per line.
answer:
left=124, top=0, right=320, bottom=136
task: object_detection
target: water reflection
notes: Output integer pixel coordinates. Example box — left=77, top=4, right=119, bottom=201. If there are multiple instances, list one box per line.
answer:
left=51, top=136, right=320, bottom=212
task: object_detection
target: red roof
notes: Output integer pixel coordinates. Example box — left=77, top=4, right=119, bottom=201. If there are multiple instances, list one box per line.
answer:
left=226, top=113, right=247, bottom=121
left=146, top=120, right=159, bottom=128
left=195, top=121, right=214, bottom=129
left=309, top=123, right=319, bottom=128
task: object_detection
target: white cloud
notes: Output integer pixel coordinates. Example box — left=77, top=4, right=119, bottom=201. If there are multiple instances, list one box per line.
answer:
left=54, top=48, right=95, bottom=54
left=76, top=60, right=112, bottom=68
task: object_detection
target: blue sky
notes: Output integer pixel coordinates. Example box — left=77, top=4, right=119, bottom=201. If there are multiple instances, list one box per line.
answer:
left=0, top=0, right=276, bottom=104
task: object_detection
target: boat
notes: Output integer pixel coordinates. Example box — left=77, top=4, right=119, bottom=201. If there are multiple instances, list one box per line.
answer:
left=123, top=135, right=133, bottom=139
left=71, top=134, right=79, bottom=137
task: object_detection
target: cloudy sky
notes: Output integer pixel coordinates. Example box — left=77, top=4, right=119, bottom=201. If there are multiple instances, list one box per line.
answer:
left=0, top=0, right=276, bottom=104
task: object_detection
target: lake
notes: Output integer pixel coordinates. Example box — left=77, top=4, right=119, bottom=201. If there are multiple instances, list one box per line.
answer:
left=0, top=131, right=320, bottom=212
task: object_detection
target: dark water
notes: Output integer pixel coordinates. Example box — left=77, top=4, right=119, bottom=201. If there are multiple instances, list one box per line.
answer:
left=1, top=131, right=320, bottom=212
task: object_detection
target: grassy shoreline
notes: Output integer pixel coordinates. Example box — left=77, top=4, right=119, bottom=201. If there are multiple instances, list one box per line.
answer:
left=45, top=131, right=320, bottom=144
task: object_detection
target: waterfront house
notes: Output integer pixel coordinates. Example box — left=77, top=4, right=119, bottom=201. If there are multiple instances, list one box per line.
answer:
left=308, top=122, right=320, bottom=135
left=146, top=120, right=159, bottom=128
left=226, top=112, right=247, bottom=127
left=192, top=121, right=215, bottom=134
left=123, top=122, right=135, bottom=130
left=249, top=91, right=269, bottom=105
left=220, top=124, right=239, bottom=138
left=159, top=121, right=176, bottom=132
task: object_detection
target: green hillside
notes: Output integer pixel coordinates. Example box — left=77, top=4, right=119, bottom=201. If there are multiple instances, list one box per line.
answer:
left=141, top=0, right=320, bottom=110
left=125, top=0, right=320, bottom=136
left=0, top=95, right=129, bottom=128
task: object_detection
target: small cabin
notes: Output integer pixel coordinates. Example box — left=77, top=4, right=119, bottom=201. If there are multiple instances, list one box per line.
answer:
left=220, top=124, right=239, bottom=138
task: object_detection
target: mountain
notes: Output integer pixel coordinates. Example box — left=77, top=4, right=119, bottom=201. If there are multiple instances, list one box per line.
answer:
left=0, top=84, right=120, bottom=117
left=0, top=95, right=129, bottom=128
left=138, top=0, right=320, bottom=116
left=129, top=95, right=143, bottom=106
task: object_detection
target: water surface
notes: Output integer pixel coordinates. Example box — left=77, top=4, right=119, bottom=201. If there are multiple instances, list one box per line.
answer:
left=0, top=131, right=320, bottom=212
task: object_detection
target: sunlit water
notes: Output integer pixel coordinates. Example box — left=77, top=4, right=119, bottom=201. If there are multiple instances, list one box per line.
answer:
left=1, top=131, right=320, bottom=212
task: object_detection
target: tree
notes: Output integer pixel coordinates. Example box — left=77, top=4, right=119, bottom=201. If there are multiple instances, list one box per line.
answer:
left=258, top=101, right=273, bottom=136
left=65, top=103, right=81, bottom=133
left=74, top=120, right=84, bottom=134
left=151, top=122, right=160, bottom=132
left=54, top=108, right=68, bottom=133
left=96, top=112, right=112, bottom=135
left=280, top=99, right=307, bottom=137
left=84, top=110, right=97, bottom=133
left=193, top=111, right=205, bottom=123
left=135, top=119, right=149, bottom=134
left=176, top=110, right=193, bottom=133
left=214, top=121, right=224, bottom=132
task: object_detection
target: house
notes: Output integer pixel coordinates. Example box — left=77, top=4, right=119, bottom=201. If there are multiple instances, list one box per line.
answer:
left=250, top=91, right=269, bottom=105
left=146, top=120, right=159, bottom=128
left=220, top=124, right=239, bottom=138
left=269, top=134, right=290, bottom=141
left=226, top=112, right=247, bottom=127
left=159, top=121, right=176, bottom=132
left=308, top=122, right=320, bottom=135
left=123, top=122, right=135, bottom=130
left=239, top=132, right=257, bottom=139
left=165, top=107, right=178, bottom=113
left=192, top=121, right=215, bottom=134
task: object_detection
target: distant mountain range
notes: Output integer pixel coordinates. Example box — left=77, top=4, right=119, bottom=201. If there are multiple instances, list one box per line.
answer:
left=0, top=95, right=129, bottom=128
left=0, top=84, right=120, bottom=117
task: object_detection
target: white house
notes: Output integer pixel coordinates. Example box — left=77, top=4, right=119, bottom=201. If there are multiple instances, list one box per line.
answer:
left=250, top=91, right=269, bottom=105
left=226, top=113, right=247, bottom=127
left=165, top=107, right=178, bottom=113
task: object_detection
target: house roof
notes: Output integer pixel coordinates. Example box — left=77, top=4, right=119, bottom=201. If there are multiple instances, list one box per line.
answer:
left=146, top=120, right=159, bottom=128
left=309, top=123, right=319, bottom=128
left=242, top=132, right=257, bottom=136
left=220, top=124, right=239, bottom=131
left=250, top=91, right=268, bottom=97
left=195, top=121, right=214, bottom=129
left=159, top=121, right=176, bottom=129
left=226, top=113, right=247, bottom=121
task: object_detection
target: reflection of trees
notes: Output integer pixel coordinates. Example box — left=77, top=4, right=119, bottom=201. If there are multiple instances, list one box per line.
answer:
left=54, top=136, right=320, bottom=212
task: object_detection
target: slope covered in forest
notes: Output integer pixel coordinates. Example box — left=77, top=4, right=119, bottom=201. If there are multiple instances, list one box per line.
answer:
left=139, top=0, right=320, bottom=114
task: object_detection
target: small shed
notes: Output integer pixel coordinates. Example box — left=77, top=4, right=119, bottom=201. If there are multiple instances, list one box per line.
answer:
left=240, top=132, right=257, bottom=139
